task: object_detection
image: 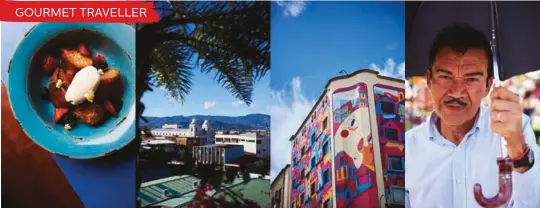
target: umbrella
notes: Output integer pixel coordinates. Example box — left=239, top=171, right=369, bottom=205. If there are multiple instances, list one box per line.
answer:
left=405, top=1, right=540, bottom=80
left=406, top=2, right=540, bottom=207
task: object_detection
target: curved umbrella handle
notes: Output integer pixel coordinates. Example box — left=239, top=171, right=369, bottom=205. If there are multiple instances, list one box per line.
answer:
left=473, top=157, right=513, bottom=207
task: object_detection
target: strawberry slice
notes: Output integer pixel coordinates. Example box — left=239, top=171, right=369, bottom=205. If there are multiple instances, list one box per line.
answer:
left=43, top=56, right=58, bottom=75
left=65, top=68, right=76, bottom=84
left=93, top=54, right=108, bottom=69
left=54, top=108, right=69, bottom=123
left=77, top=43, right=91, bottom=57
left=104, top=100, right=118, bottom=117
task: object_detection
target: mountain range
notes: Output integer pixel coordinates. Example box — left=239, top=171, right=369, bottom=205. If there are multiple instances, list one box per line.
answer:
left=139, top=114, right=270, bottom=130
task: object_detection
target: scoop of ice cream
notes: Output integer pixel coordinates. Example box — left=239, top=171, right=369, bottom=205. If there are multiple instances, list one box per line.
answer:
left=65, top=66, right=101, bottom=105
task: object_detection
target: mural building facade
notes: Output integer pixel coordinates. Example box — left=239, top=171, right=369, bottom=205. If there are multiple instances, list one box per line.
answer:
left=290, top=70, right=405, bottom=208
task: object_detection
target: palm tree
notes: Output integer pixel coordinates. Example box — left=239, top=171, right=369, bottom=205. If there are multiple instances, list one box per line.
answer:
left=137, top=1, right=270, bottom=120
left=135, top=2, right=270, bottom=207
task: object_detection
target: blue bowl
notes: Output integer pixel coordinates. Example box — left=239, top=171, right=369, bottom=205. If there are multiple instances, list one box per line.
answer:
left=8, top=23, right=135, bottom=159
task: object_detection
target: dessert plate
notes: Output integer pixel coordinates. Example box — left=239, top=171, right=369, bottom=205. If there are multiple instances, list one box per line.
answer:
left=8, top=23, right=135, bottom=159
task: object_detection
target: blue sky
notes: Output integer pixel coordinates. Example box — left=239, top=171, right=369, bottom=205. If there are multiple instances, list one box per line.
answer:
left=141, top=75, right=271, bottom=117
left=269, top=2, right=405, bottom=180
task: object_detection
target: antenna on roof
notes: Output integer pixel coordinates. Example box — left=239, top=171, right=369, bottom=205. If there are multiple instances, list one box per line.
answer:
left=339, top=70, right=348, bottom=76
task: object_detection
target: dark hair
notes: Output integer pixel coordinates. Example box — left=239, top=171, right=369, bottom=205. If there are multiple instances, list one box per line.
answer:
left=428, top=24, right=494, bottom=85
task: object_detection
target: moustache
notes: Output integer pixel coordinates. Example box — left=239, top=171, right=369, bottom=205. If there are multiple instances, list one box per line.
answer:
left=443, top=97, right=467, bottom=106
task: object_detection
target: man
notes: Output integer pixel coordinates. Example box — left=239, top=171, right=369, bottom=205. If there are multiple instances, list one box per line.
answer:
left=405, top=25, right=540, bottom=207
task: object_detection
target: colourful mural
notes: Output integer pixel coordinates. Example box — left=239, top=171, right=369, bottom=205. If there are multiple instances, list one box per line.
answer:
left=332, top=83, right=378, bottom=208
left=290, top=93, right=333, bottom=208
left=373, top=85, right=406, bottom=206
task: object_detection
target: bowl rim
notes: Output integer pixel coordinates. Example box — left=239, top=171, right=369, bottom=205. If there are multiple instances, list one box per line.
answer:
left=7, top=23, right=136, bottom=159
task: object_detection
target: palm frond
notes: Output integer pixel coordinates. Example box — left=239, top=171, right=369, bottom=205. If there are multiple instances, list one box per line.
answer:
left=149, top=41, right=194, bottom=103
left=141, top=1, right=270, bottom=105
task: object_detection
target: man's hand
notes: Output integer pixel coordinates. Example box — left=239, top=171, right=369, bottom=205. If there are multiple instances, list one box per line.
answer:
left=490, top=87, right=526, bottom=161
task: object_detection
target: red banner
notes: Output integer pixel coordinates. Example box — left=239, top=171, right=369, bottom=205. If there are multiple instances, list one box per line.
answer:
left=0, top=1, right=159, bottom=23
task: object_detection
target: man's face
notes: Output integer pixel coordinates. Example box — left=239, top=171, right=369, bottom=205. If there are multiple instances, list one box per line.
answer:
left=427, top=47, right=493, bottom=126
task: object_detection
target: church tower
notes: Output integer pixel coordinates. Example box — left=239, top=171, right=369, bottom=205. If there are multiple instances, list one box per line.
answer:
left=202, top=120, right=210, bottom=132
left=189, top=118, right=197, bottom=135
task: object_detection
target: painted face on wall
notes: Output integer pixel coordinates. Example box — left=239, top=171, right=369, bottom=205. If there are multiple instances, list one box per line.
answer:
left=334, top=107, right=372, bottom=168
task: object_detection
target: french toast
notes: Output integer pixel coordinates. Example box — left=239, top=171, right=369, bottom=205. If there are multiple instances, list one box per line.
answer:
left=96, top=69, right=123, bottom=101
left=72, top=102, right=105, bottom=126
left=60, top=48, right=93, bottom=70
left=48, top=68, right=70, bottom=108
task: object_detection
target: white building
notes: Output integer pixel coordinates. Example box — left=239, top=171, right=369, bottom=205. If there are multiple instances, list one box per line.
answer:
left=214, top=132, right=270, bottom=159
left=271, top=164, right=291, bottom=208
left=149, top=119, right=214, bottom=146
left=140, top=139, right=177, bottom=153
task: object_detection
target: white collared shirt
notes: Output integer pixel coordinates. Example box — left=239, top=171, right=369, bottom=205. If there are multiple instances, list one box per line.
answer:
left=405, top=106, right=540, bottom=208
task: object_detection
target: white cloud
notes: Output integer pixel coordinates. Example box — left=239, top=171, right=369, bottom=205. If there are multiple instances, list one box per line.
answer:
left=232, top=100, right=244, bottom=107
left=203, top=101, right=216, bottom=109
left=276, top=1, right=308, bottom=17
left=370, top=58, right=405, bottom=79
left=269, top=77, right=314, bottom=181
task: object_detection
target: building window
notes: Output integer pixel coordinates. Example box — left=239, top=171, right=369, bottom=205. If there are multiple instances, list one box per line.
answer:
left=292, top=179, right=296, bottom=188
left=215, top=138, right=223, bottom=142
left=387, top=156, right=405, bottom=172
left=301, top=146, right=306, bottom=157
left=340, top=157, right=344, bottom=166
left=322, top=141, right=329, bottom=156
left=311, top=157, right=316, bottom=168
left=257, top=140, right=262, bottom=144
left=323, top=169, right=330, bottom=185
left=381, top=101, right=395, bottom=114
left=389, top=186, right=406, bottom=205
left=342, top=166, right=349, bottom=180
left=385, top=128, right=399, bottom=141
left=322, top=117, right=328, bottom=131
left=310, top=182, right=316, bottom=196
left=323, top=199, right=331, bottom=208
left=311, top=133, right=316, bottom=143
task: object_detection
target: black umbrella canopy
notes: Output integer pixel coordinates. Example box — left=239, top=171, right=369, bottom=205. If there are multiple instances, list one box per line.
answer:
left=406, top=2, right=540, bottom=80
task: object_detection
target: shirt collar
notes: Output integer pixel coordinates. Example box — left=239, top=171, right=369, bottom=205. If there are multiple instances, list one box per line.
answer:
left=427, top=106, right=485, bottom=142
